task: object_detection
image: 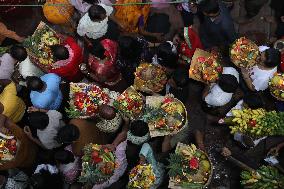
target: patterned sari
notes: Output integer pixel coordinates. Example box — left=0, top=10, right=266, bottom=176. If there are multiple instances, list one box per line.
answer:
left=114, top=0, right=150, bottom=33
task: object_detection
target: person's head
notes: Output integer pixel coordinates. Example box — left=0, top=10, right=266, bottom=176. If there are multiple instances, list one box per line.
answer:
left=90, top=41, right=106, bottom=59
left=26, top=76, right=44, bottom=92
left=98, top=104, right=116, bottom=120
left=29, top=112, right=49, bottom=130
left=130, top=120, right=149, bottom=137
left=50, top=45, right=69, bottom=61
left=243, top=93, right=264, bottom=109
left=173, top=30, right=184, bottom=46
left=157, top=42, right=178, bottom=70
left=118, top=36, right=143, bottom=60
left=218, top=74, right=238, bottom=93
left=171, top=68, right=189, bottom=88
left=88, top=5, right=107, bottom=21
left=10, top=45, right=27, bottom=61
left=30, top=170, right=62, bottom=189
left=279, top=147, right=284, bottom=169
left=55, top=124, right=80, bottom=144
left=54, top=150, right=75, bottom=164
left=199, top=0, right=220, bottom=17
left=261, top=48, right=281, bottom=68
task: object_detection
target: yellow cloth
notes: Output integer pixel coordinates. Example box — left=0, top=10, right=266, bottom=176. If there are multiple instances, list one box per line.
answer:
left=0, top=83, right=25, bottom=123
left=114, top=0, right=150, bottom=33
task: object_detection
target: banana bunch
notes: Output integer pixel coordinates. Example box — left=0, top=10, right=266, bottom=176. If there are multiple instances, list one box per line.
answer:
left=229, top=108, right=266, bottom=137
left=240, top=166, right=284, bottom=189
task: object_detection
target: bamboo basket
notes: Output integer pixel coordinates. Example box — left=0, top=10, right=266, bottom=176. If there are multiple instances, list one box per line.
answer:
left=168, top=143, right=213, bottom=189
left=145, top=96, right=188, bottom=137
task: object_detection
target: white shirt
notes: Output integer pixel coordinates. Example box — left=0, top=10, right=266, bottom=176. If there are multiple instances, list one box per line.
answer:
left=77, top=4, right=113, bottom=40
left=249, top=66, right=277, bottom=91
left=18, top=57, right=44, bottom=79
left=0, top=53, right=15, bottom=80
left=37, top=110, right=65, bottom=149
left=205, top=67, right=239, bottom=107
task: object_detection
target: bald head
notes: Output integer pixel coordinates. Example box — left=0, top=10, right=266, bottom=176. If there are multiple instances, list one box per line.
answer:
left=99, top=104, right=116, bottom=120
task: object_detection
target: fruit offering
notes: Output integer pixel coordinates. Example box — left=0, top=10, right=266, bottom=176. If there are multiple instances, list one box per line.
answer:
left=128, top=164, right=156, bottom=189
left=66, top=83, right=110, bottom=119
left=189, top=49, right=223, bottom=83
left=23, top=22, right=61, bottom=72
left=134, top=63, right=168, bottom=93
left=0, top=137, right=17, bottom=163
left=230, top=37, right=260, bottom=68
left=144, top=96, right=187, bottom=137
left=269, top=73, right=284, bottom=101
left=229, top=109, right=284, bottom=137
left=113, top=86, right=144, bottom=119
left=168, top=143, right=212, bottom=189
left=240, top=166, right=284, bottom=189
left=79, top=144, right=117, bottom=185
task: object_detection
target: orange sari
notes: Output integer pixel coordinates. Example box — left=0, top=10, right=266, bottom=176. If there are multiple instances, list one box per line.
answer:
left=114, top=0, right=150, bottom=33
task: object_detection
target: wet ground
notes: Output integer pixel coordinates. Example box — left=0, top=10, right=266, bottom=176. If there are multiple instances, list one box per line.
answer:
left=1, top=0, right=284, bottom=188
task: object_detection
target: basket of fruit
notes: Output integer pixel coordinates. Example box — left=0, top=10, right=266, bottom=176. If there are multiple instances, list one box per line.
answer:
left=189, top=49, right=223, bottom=84
left=269, top=73, right=284, bottom=101
left=240, top=166, right=284, bottom=189
left=143, top=96, right=188, bottom=137
left=79, top=144, right=118, bottom=185
left=23, top=22, right=61, bottom=72
left=230, top=37, right=260, bottom=68
left=229, top=108, right=284, bottom=138
left=66, top=83, right=110, bottom=119
left=128, top=164, right=156, bottom=189
left=0, top=133, right=18, bottom=164
left=133, top=63, right=168, bottom=94
left=113, top=86, right=144, bottom=120
left=168, top=143, right=212, bottom=189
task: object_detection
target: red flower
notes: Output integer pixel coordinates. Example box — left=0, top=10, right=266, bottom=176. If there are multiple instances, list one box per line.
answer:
left=216, top=66, right=223, bottom=73
left=92, top=157, right=103, bottom=164
left=197, top=57, right=206, bottom=62
left=92, top=151, right=99, bottom=158
left=189, top=157, right=199, bottom=170
left=163, top=97, right=173, bottom=104
left=248, top=120, right=257, bottom=127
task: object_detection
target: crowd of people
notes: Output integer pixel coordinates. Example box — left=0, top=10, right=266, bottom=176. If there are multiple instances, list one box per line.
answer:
left=0, top=0, right=284, bottom=188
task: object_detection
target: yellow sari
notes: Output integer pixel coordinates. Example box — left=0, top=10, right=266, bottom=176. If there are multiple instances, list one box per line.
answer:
left=114, top=0, right=150, bottom=33
left=0, top=82, right=26, bottom=123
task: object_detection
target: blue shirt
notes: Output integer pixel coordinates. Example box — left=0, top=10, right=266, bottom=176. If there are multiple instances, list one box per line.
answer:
left=199, top=1, right=238, bottom=48
left=30, top=73, right=63, bottom=110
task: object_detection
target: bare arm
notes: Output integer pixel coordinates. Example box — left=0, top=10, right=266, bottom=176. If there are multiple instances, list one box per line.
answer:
left=241, top=68, right=255, bottom=91
left=111, top=117, right=130, bottom=148
left=23, top=126, right=46, bottom=149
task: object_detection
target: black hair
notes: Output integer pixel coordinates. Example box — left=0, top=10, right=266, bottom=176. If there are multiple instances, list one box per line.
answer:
left=30, top=170, right=63, bottom=189
left=10, top=45, right=27, bottom=61
left=26, top=76, right=44, bottom=92
left=90, top=40, right=106, bottom=59
left=279, top=147, right=284, bottom=169
left=126, top=141, right=142, bottom=170
left=130, top=120, right=149, bottom=137
left=0, top=84, right=4, bottom=94
left=54, top=150, right=75, bottom=164
left=118, top=36, right=143, bottom=60
left=29, top=112, right=49, bottom=130
left=199, top=0, right=220, bottom=15
left=55, top=124, right=80, bottom=144
left=83, top=0, right=99, bottom=4
left=88, top=5, right=107, bottom=21
left=172, top=68, right=189, bottom=88
left=218, top=74, right=238, bottom=93
left=157, top=42, right=178, bottom=69
left=50, top=45, right=69, bottom=61
left=243, top=93, right=264, bottom=109
left=264, top=48, right=281, bottom=68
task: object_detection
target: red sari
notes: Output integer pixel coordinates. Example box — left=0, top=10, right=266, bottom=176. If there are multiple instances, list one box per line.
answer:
left=179, top=27, right=203, bottom=65
left=88, top=39, right=120, bottom=85
left=50, top=37, right=83, bottom=81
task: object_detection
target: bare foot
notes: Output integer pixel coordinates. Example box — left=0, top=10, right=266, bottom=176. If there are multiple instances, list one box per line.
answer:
left=261, top=16, right=276, bottom=23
